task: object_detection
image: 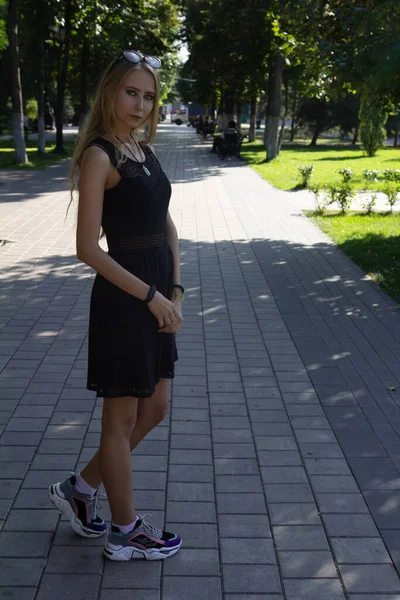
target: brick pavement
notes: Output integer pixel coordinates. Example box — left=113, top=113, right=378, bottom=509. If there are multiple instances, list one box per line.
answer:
left=1, top=124, right=400, bottom=599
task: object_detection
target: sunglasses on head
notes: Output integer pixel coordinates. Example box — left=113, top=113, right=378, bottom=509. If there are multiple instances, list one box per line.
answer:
left=116, top=50, right=161, bottom=70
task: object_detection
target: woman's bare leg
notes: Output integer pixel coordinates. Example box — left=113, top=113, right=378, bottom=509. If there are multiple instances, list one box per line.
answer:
left=80, top=380, right=169, bottom=491
left=97, top=396, right=138, bottom=526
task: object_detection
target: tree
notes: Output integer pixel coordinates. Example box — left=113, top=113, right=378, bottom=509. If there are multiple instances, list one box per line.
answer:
left=7, top=0, right=27, bottom=163
left=359, top=94, right=387, bottom=157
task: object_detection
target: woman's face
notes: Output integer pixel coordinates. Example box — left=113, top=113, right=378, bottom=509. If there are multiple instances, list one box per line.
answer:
left=114, top=68, right=156, bottom=132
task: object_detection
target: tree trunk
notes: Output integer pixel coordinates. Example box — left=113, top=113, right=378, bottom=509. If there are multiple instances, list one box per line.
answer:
left=55, top=0, right=73, bottom=153
left=394, top=123, right=398, bottom=148
left=235, top=101, right=242, bottom=132
left=265, top=54, right=284, bottom=161
left=38, top=36, right=46, bottom=154
left=7, top=0, right=27, bottom=164
left=310, top=125, right=321, bottom=146
left=79, top=30, right=89, bottom=124
left=278, top=78, right=289, bottom=151
left=222, top=94, right=234, bottom=129
left=290, top=83, right=297, bottom=142
left=248, top=95, right=256, bottom=142
left=352, top=125, right=359, bottom=145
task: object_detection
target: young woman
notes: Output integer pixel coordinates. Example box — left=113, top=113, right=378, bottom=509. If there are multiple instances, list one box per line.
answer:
left=48, top=50, right=183, bottom=561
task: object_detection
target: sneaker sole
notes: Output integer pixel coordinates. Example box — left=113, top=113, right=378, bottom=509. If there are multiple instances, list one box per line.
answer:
left=103, top=541, right=182, bottom=561
left=48, top=483, right=107, bottom=539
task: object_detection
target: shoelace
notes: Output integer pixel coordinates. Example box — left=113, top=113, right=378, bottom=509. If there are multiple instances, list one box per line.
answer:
left=138, top=513, right=162, bottom=538
left=89, top=495, right=103, bottom=521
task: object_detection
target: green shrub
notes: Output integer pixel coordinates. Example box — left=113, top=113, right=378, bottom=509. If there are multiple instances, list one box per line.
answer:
left=325, top=183, right=354, bottom=214
left=381, top=183, right=400, bottom=212
left=26, top=99, right=38, bottom=120
left=363, top=169, right=380, bottom=189
left=297, top=165, right=314, bottom=188
left=361, top=192, right=377, bottom=214
left=337, top=168, right=355, bottom=184
left=309, top=182, right=325, bottom=214
left=382, top=169, right=400, bottom=182
left=359, top=96, right=387, bottom=157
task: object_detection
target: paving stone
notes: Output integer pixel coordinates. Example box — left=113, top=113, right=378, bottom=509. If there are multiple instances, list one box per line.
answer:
left=347, top=457, right=400, bottom=490
left=224, top=596, right=283, bottom=600
left=163, top=548, right=219, bottom=575
left=0, top=558, right=46, bottom=586
left=215, top=475, right=262, bottom=493
left=212, top=429, right=253, bottom=443
left=168, top=482, right=214, bottom=502
left=331, top=537, right=392, bottom=563
left=214, top=458, right=259, bottom=475
left=263, top=484, right=314, bottom=503
left=279, top=550, right=337, bottom=578
left=273, top=525, right=330, bottom=550
left=218, top=514, right=271, bottom=538
left=170, top=421, right=210, bottom=435
left=0, top=531, right=53, bottom=557
left=283, top=578, right=345, bottom=599
left=4, top=509, right=59, bottom=531
left=211, top=404, right=248, bottom=417
left=166, top=501, right=216, bottom=523
left=322, top=513, right=379, bottom=537
left=38, top=439, right=83, bottom=454
left=163, top=576, right=222, bottom=600
left=339, top=564, right=400, bottom=593
left=315, top=493, right=369, bottom=514
left=36, top=574, right=100, bottom=599
left=45, top=546, right=104, bottom=573
left=0, top=480, right=21, bottom=498
left=0, top=432, right=43, bottom=446
left=168, top=464, right=214, bottom=483
left=213, top=443, right=256, bottom=458
left=165, top=523, right=218, bottom=548
left=255, top=437, right=297, bottom=451
left=99, top=592, right=159, bottom=600
left=0, top=462, right=30, bottom=479
left=335, top=429, right=387, bottom=457
left=170, top=434, right=211, bottom=450
left=348, top=596, right=400, bottom=600
left=261, top=466, right=308, bottom=484
left=217, top=493, right=266, bottom=514
left=102, top=560, right=161, bottom=588
left=300, top=443, right=345, bottom=458
left=304, top=458, right=352, bottom=475
left=309, top=475, right=360, bottom=493
left=0, top=499, right=12, bottom=520
left=269, top=503, right=321, bottom=525
left=0, top=589, right=36, bottom=600
left=221, top=538, right=276, bottom=564
left=364, top=490, right=400, bottom=528
left=223, top=565, right=281, bottom=594
left=169, top=449, right=212, bottom=465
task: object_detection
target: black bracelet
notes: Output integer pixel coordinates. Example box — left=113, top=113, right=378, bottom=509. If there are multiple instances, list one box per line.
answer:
left=143, top=284, right=157, bottom=305
left=171, top=284, right=185, bottom=294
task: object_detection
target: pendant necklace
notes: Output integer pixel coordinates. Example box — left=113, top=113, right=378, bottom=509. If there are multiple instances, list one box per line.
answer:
left=115, top=135, right=151, bottom=176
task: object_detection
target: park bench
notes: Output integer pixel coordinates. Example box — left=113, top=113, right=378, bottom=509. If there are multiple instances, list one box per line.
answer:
left=217, top=131, right=245, bottom=160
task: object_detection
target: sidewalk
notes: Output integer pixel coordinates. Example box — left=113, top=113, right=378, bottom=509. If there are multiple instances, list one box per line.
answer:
left=1, top=123, right=400, bottom=599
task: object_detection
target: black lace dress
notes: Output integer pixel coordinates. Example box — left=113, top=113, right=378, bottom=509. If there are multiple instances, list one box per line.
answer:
left=86, top=137, right=178, bottom=398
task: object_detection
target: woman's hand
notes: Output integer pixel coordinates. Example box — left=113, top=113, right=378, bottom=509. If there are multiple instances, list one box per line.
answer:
left=157, top=298, right=183, bottom=334
left=147, top=291, right=179, bottom=330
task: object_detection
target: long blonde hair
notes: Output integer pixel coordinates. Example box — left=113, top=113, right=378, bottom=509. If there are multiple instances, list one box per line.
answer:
left=66, top=57, right=161, bottom=227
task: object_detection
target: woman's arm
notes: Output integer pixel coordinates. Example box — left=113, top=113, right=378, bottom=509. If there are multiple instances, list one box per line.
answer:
left=166, top=210, right=181, bottom=286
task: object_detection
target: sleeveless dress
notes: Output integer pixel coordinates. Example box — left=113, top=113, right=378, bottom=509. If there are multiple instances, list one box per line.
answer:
left=85, top=137, right=178, bottom=398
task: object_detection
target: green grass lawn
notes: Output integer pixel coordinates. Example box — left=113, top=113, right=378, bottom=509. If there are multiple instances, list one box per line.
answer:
left=308, top=211, right=400, bottom=305
left=241, top=139, right=400, bottom=191
left=0, top=140, right=74, bottom=170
